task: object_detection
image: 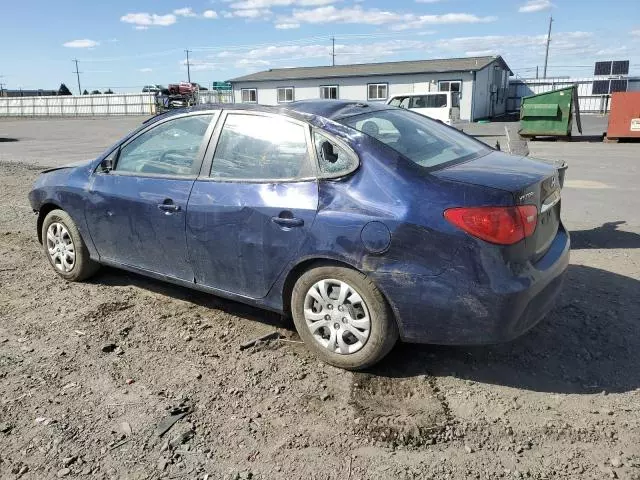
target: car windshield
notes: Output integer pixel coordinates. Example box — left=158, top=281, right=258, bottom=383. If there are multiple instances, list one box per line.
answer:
left=342, top=109, right=489, bottom=169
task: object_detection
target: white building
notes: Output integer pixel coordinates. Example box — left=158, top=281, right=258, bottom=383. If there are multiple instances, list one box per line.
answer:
left=228, top=55, right=512, bottom=121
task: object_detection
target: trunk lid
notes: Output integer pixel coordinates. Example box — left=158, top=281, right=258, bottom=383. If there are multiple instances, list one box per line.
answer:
left=434, top=151, right=563, bottom=260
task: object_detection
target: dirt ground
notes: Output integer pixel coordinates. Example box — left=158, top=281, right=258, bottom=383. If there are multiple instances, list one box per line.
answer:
left=1, top=147, right=639, bottom=479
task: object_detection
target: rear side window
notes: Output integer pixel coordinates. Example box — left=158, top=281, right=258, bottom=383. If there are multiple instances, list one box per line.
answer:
left=313, top=132, right=358, bottom=177
left=411, top=94, right=447, bottom=108
left=211, top=114, right=313, bottom=181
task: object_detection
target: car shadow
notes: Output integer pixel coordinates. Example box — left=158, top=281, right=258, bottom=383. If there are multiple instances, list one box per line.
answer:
left=90, top=266, right=291, bottom=331
left=570, top=221, right=640, bottom=249
left=372, top=263, right=640, bottom=394
left=87, top=260, right=639, bottom=394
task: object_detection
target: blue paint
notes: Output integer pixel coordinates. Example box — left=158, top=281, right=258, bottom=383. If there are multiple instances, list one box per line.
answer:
left=28, top=101, right=570, bottom=345
left=360, top=221, right=391, bottom=254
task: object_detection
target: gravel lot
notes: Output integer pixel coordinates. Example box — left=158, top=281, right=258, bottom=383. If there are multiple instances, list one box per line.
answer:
left=1, top=117, right=639, bottom=480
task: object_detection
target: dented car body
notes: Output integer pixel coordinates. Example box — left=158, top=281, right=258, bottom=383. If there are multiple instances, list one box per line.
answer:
left=29, top=100, right=569, bottom=361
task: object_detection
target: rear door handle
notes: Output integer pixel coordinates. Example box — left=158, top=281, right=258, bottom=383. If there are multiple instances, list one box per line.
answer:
left=158, top=202, right=181, bottom=213
left=272, top=216, right=304, bottom=228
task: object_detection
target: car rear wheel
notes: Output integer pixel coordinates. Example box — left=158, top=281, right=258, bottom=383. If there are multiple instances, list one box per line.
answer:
left=42, top=209, right=99, bottom=282
left=291, top=265, right=398, bottom=370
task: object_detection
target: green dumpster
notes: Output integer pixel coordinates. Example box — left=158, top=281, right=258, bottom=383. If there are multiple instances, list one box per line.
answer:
left=519, top=85, right=582, bottom=138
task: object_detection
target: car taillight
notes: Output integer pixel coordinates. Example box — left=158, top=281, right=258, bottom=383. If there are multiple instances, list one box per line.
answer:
left=444, top=205, right=538, bottom=245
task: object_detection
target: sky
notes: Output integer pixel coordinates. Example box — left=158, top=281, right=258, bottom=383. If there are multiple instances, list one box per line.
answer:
left=1, top=0, right=639, bottom=93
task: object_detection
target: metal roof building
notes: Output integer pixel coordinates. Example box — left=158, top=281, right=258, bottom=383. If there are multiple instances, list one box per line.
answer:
left=229, top=55, right=512, bottom=121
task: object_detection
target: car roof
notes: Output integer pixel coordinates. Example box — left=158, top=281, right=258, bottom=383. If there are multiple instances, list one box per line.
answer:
left=144, top=100, right=395, bottom=127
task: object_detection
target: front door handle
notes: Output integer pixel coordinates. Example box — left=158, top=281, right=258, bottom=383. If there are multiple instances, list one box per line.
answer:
left=272, top=215, right=304, bottom=228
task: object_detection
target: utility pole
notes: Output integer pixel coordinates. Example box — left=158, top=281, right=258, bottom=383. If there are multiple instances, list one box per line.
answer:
left=72, top=59, right=82, bottom=95
left=331, top=36, right=335, bottom=67
left=543, top=16, right=553, bottom=79
left=185, top=49, right=192, bottom=83
left=0, top=75, right=5, bottom=97
left=536, top=66, right=539, bottom=79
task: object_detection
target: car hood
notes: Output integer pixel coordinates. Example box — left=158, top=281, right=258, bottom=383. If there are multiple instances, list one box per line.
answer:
left=41, top=158, right=95, bottom=174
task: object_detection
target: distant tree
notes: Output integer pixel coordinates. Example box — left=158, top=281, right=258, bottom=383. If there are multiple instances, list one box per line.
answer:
left=58, top=83, right=72, bottom=95
left=104, top=89, right=114, bottom=94
left=82, top=89, right=89, bottom=95
left=91, top=90, right=101, bottom=95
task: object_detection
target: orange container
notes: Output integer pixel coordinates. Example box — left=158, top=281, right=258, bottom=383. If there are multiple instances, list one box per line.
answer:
left=606, top=92, right=640, bottom=139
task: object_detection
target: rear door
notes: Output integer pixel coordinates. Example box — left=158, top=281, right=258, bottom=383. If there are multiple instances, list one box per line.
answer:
left=186, top=111, right=318, bottom=298
left=86, top=112, right=218, bottom=280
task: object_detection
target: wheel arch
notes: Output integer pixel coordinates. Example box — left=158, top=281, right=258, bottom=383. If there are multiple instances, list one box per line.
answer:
left=281, top=257, right=400, bottom=332
left=36, top=203, right=63, bottom=244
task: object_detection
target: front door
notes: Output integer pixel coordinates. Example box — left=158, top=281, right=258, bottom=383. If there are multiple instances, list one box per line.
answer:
left=186, top=112, right=318, bottom=298
left=86, top=113, right=217, bottom=280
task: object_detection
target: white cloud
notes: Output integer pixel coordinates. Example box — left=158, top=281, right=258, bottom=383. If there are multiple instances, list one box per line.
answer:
left=276, top=6, right=495, bottom=29
left=120, top=12, right=177, bottom=27
left=174, top=7, right=197, bottom=16
left=233, top=8, right=271, bottom=17
left=230, top=0, right=336, bottom=8
left=519, top=0, right=552, bottom=13
left=631, top=30, right=640, bottom=37
left=139, top=68, right=153, bottom=73
left=203, top=9, right=219, bottom=18
left=182, top=59, right=221, bottom=71
left=108, top=38, right=118, bottom=43
left=236, top=58, right=271, bottom=68
left=275, top=22, right=300, bottom=29
left=63, top=39, right=99, bottom=48
left=415, top=0, right=443, bottom=3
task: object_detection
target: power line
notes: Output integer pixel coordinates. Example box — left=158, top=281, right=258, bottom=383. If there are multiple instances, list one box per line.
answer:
left=331, top=36, right=335, bottom=66
left=185, top=49, right=192, bottom=83
left=72, top=59, right=82, bottom=95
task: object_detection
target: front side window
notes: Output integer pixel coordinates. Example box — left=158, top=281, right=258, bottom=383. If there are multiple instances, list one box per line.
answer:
left=313, top=132, right=358, bottom=177
left=277, top=87, right=294, bottom=103
left=211, top=114, right=313, bottom=181
left=367, top=83, right=388, bottom=101
left=115, top=114, right=215, bottom=175
left=389, top=96, right=410, bottom=108
left=241, top=89, right=257, bottom=103
left=342, top=109, right=488, bottom=169
left=320, top=85, right=338, bottom=99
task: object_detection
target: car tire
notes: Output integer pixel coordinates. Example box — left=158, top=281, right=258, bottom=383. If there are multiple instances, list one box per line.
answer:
left=291, top=265, right=398, bottom=370
left=41, top=209, right=99, bottom=282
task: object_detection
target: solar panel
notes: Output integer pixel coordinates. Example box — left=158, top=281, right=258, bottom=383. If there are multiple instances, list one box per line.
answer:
left=612, top=60, right=630, bottom=75
left=592, top=80, right=610, bottom=95
left=594, top=61, right=612, bottom=76
left=610, top=79, right=628, bottom=93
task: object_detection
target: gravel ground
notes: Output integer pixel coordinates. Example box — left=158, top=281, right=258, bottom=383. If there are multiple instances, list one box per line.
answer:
left=1, top=118, right=640, bottom=480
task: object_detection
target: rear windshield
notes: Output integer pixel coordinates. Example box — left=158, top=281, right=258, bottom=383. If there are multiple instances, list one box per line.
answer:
left=342, top=109, right=489, bottom=169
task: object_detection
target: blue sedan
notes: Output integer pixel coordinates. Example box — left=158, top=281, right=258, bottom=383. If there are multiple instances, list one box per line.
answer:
left=29, top=101, right=569, bottom=370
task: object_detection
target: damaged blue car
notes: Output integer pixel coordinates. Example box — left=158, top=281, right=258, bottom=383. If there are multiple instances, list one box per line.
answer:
left=29, top=101, right=569, bottom=370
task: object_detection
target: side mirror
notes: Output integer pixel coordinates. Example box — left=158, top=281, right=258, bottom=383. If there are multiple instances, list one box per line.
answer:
left=99, top=157, right=114, bottom=173
left=320, top=141, right=339, bottom=164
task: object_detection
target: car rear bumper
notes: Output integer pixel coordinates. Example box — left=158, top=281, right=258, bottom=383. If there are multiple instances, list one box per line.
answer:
left=371, top=226, right=570, bottom=345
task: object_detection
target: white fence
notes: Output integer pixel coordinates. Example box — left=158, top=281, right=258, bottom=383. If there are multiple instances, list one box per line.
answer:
left=0, top=93, right=157, bottom=117
left=507, top=77, right=640, bottom=113
left=197, top=90, right=234, bottom=104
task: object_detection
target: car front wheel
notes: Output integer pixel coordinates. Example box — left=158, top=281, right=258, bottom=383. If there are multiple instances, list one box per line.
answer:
left=291, top=265, right=398, bottom=370
left=42, top=209, right=99, bottom=282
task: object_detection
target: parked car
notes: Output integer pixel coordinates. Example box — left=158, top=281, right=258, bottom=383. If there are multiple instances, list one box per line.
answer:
left=168, top=82, right=196, bottom=96
left=28, top=100, right=569, bottom=370
left=387, top=91, right=460, bottom=124
left=142, top=85, right=160, bottom=94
